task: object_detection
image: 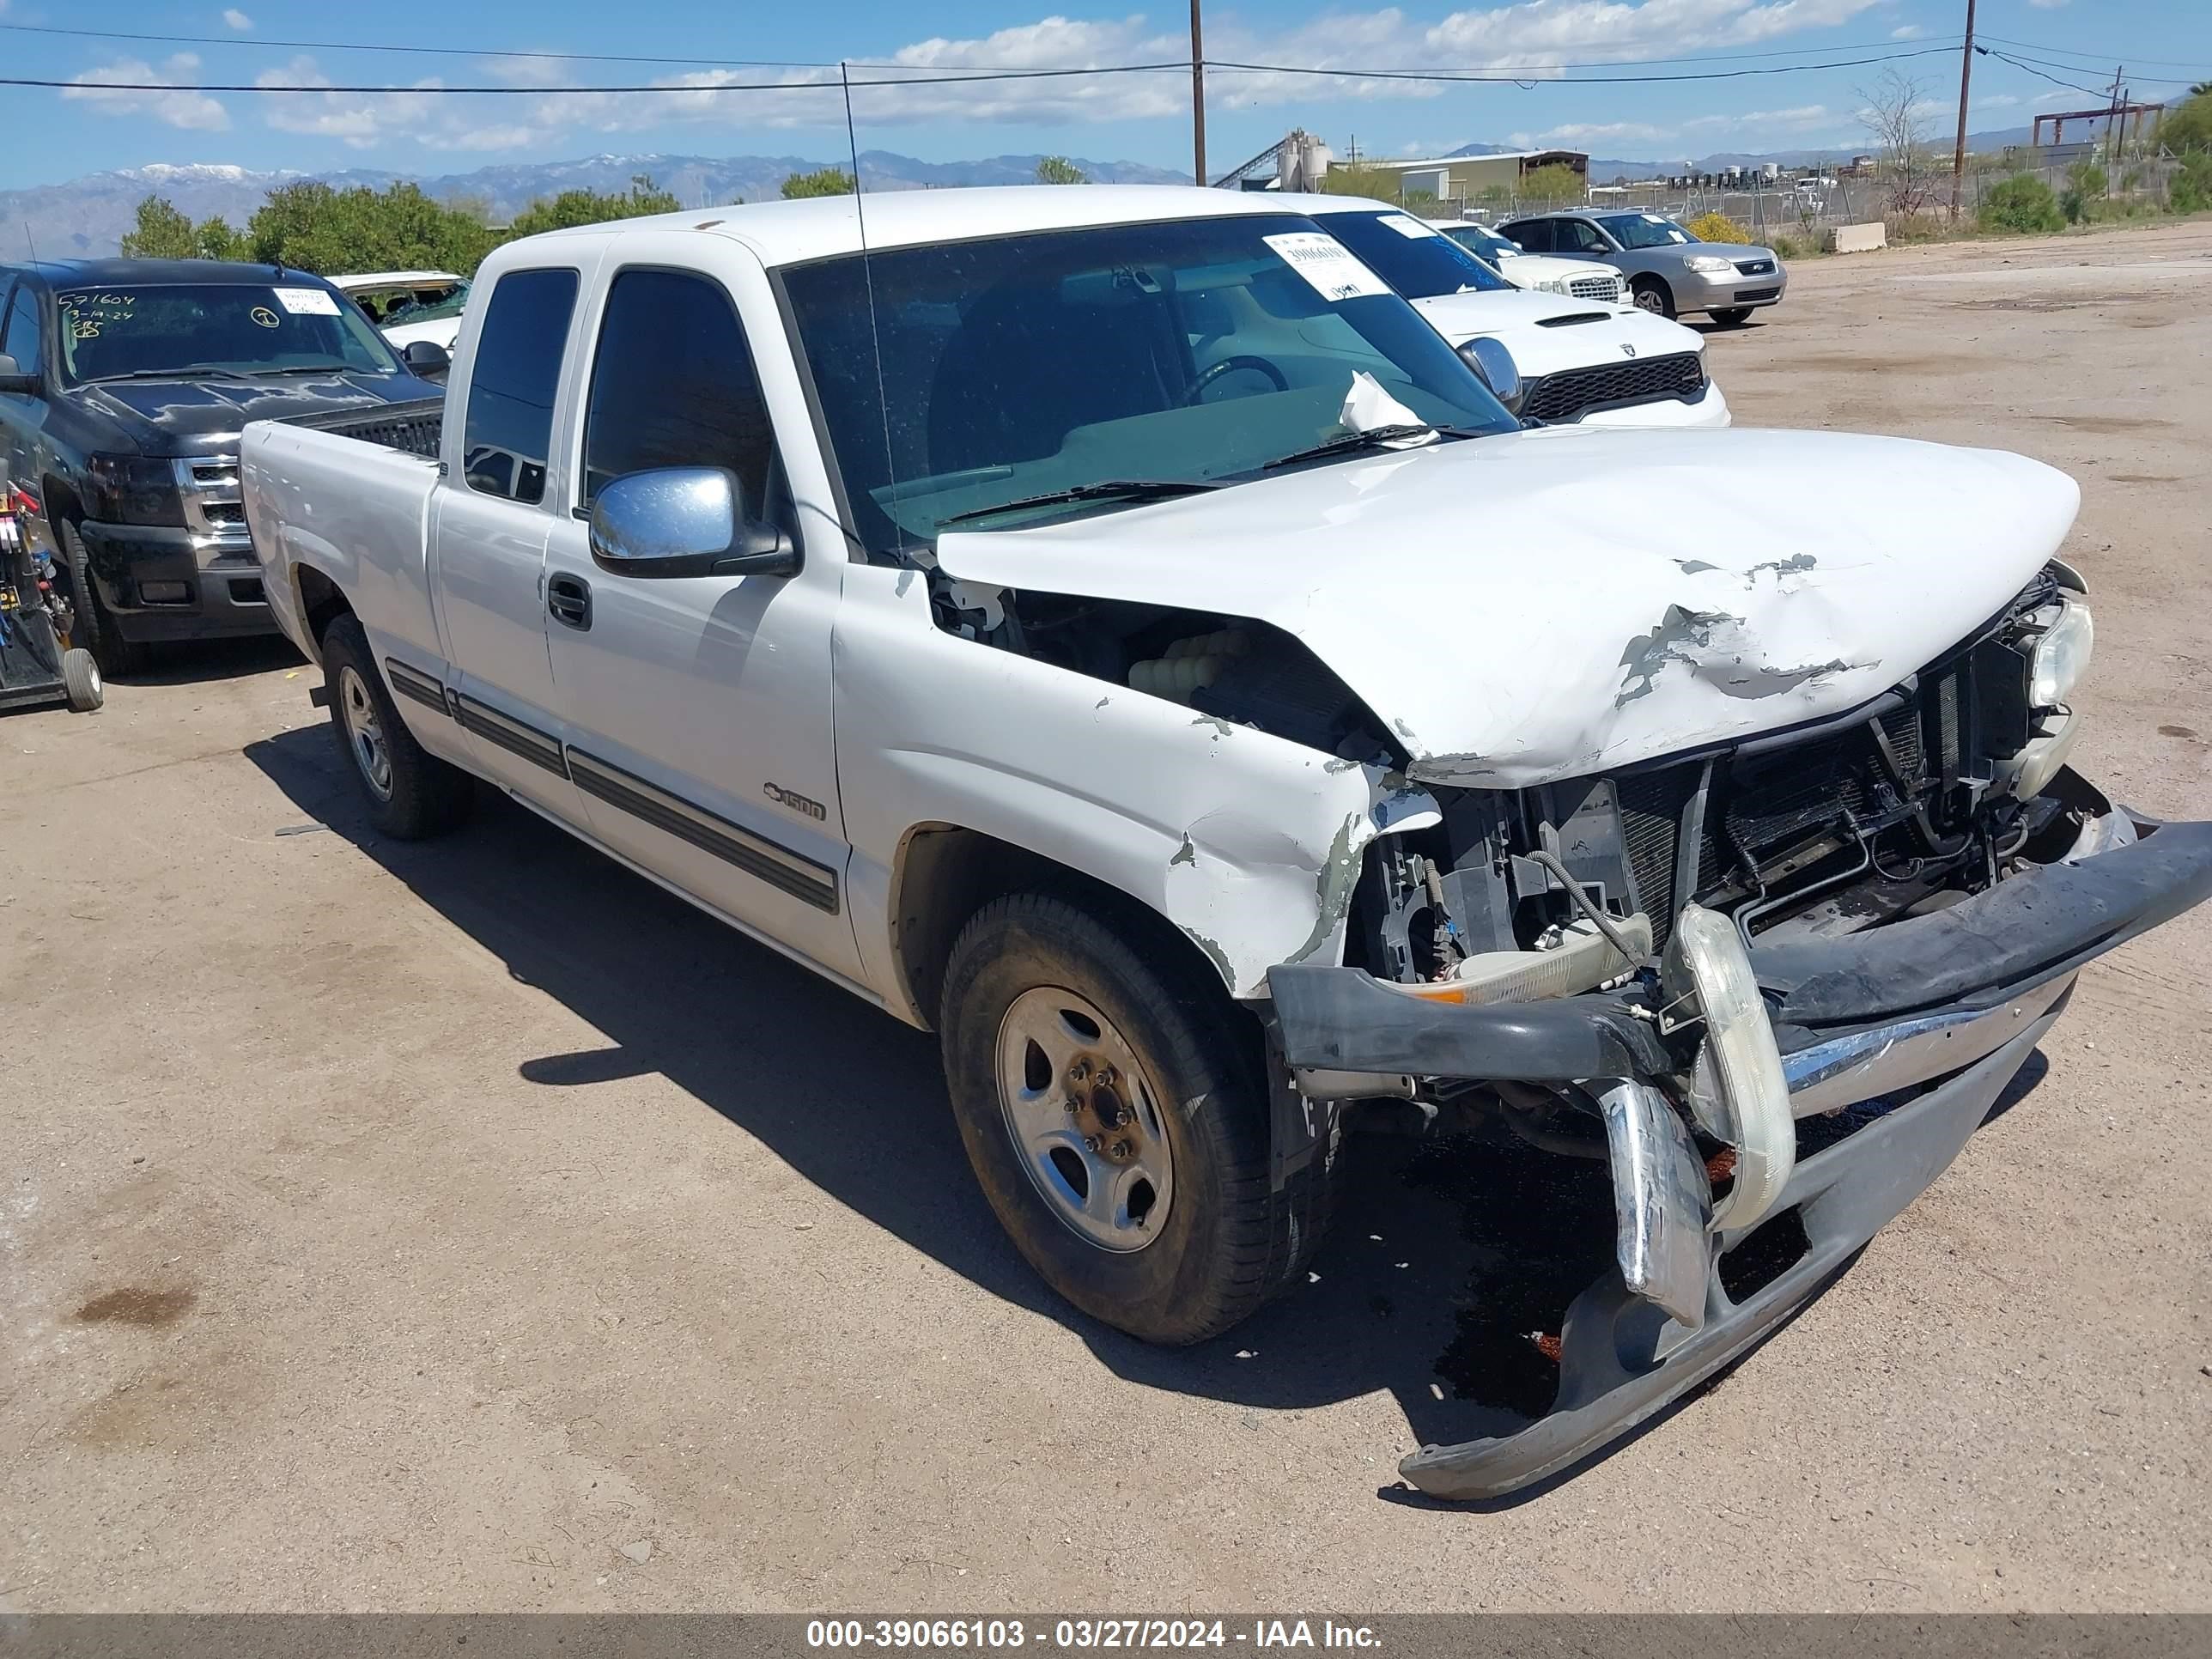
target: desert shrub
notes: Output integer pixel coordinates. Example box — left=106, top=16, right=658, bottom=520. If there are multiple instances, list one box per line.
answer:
left=1979, top=175, right=2064, bottom=234
left=1686, top=210, right=1750, bottom=243
left=2172, top=154, right=2212, bottom=215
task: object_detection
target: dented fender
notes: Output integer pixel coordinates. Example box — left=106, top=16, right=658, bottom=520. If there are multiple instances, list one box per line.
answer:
left=832, top=564, right=1437, bottom=1009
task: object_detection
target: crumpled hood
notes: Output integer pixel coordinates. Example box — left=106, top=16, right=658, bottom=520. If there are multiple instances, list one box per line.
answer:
left=934, top=426, right=2081, bottom=789
left=1411, top=287, right=1701, bottom=379
left=65, top=369, right=440, bottom=458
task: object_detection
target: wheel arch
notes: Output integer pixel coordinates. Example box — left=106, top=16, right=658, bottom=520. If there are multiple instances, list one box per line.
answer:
left=887, top=823, right=1242, bottom=1031
left=292, top=562, right=356, bottom=651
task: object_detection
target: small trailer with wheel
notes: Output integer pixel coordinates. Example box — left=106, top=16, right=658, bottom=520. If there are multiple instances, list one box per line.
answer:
left=0, top=483, right=103, bottom=715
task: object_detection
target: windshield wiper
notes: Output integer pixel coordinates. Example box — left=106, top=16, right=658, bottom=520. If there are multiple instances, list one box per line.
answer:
left=937, top=477, right=1222, bottom=529
left=240, top=362, right=362, bottom=377
left=1261, top=422, right=1479, bottom=471
left=81, top=365, right=255, bottom=384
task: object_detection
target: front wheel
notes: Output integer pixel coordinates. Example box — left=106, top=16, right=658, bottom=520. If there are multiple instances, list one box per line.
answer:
left=1631, top=278, right=1676, bottom=319
left=58, top=520, right=148, bottom=679
left=1707, top=307, right=1753, bottom=326
left=939, top=890, right=1335, bottom=1345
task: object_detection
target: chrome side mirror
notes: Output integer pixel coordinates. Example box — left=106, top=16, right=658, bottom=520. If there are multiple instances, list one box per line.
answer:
left=587, top=466, right=799, bottom=580
left=1457, top=337, right=1525, bottom=417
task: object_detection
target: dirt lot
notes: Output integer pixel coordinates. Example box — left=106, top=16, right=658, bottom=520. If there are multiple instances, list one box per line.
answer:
left=4, top=221, right=2209, bottom=1614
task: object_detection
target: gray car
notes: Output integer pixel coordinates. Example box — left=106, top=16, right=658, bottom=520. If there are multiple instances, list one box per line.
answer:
left=1498, top=210, right=1787, bottom=325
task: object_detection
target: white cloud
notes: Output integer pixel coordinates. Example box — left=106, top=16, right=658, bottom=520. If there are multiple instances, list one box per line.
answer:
left=257, top=55, right=441, bottom=148
left=1509, top=120, right=1671, bottom=145
left=2027, top=0, right=2069, bottom=9
left=222, top=8, right=253, bottom=27
left=1681, top=103, right=1833, bottom=132
left=63, top=53, right=230, bottom=131
left=1890, top=24, right=1924, bottom=40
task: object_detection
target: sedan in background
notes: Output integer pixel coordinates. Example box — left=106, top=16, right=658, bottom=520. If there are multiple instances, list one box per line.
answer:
left=1431, top=219, right=1627, bottom=307
left=1498, top=210, right=1787, bottom=325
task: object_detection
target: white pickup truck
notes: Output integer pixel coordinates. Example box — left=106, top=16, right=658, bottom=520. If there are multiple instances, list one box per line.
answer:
left=243, top=185, right=2212, bottom=1500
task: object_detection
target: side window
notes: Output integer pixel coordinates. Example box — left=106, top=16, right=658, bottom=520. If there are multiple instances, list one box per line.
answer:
left=1561, top=220, right=1605, bottom=254
left=462, top=267, right=578, bottom=505
left=580, top=268, right=777, bottom=510
left=1505, top=220, right=1549, bottom=252
left=3, top=283, right=40, bottom=376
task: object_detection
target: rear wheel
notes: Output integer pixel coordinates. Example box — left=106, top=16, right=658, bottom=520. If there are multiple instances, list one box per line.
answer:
left=1631, top=277, right=1676, bottom=319
left=1708, top=307, right=1753, bottom=326
left=61, top=647, right=103, bottom=712
left=319, top=613, right=472, bottom=839
left=939, top=890, right=1336, bottom=1345
left=58, top=520, right=149, bottom=678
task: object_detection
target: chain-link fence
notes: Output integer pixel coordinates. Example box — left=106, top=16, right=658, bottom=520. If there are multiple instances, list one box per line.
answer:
left=1399, top=154, right=2195, bottom=245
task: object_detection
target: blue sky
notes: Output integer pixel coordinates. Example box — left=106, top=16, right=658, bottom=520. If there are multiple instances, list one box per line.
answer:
left=9, top=0, right=2211, bottom=188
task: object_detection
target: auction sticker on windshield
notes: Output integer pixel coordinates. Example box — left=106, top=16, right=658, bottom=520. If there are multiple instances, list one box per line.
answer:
left=1377, top=213, right=1442, bottom=239
left=274, top=287, right=342, bottom=316
left=1261, top=233, right=1390, bottom=302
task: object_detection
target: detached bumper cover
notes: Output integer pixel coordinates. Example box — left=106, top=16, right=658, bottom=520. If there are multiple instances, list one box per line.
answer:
left=1267, top=816, right=2212, bottom=1500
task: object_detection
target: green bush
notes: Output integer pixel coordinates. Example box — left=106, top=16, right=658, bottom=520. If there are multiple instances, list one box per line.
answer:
left=1979, top=174, right=2064, bottom=234
left=2173, top=154, right=2212, bottom=215
left=1685, top=210, right=1749, bottom=243
left=781, top=167, right=855, bottom=200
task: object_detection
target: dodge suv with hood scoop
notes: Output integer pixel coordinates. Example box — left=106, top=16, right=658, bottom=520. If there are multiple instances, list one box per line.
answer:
left=0, top=258, right=445, bottom=674
left=239, top=187, right=2212, bottom=1500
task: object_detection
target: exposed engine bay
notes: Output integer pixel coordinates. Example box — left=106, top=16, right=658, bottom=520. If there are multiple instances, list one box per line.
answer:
left=933, top=557, right=2098, bottom=994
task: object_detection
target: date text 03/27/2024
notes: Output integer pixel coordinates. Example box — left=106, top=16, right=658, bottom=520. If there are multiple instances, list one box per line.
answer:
left=805, top=1620, right=1382, bottom=1650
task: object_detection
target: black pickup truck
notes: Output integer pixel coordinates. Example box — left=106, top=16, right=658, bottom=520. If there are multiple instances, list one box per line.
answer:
left=0, top=258, right=445, bottom=675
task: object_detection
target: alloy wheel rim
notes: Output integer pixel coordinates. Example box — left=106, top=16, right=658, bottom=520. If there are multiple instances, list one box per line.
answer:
left=338, top=666, right=394, bottom=801
left=994, top=987, right=1175, bottom=1253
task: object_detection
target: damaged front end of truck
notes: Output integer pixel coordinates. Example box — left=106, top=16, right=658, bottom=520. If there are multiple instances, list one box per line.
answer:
left=927, top=429, right=2212, bottom=1498
left=1266, top=567, right=2212, bottom=1498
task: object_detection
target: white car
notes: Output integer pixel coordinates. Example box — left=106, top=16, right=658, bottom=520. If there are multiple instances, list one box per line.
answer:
left=331, top=270, right=471, bottom=355
left=1289, top=198, right=1725, bottom=428
left=241, top=185, right=2207, bottom=1501
left=1431, top=218, right=1629, bottom=306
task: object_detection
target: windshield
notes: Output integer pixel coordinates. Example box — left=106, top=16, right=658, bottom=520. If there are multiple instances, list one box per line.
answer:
left=1311, top=210, right=1513, bottom=300
left=58, top=283, right=404, bottom=385
left=1440, top=223, right=1518, bottom=261
left=386, top=280, right=471, bottom=326
left=782, top=212, right=1516, bottom=554
left=1597, top=214, right=1695, bottom=249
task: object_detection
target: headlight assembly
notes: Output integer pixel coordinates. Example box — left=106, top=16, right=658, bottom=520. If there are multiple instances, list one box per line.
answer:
left=2030, top=599, right=2094, bottom=707
left=82, top=453, right=186, bottom=527
left=1685, top=254, right=1735, bottom=275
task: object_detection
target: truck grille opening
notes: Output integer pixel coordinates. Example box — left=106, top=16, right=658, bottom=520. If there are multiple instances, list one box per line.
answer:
left=1613, top=678, right=1957, bottom=951
left=1568, top=274, right=1622, bottom=302
left=1520, top=351, right=1705, bottom=424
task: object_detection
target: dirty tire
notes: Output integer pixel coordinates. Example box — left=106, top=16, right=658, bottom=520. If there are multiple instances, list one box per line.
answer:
left=58, top=519, right=148, bottom=678
left=61, top=647, right=104, bottom=712
left=940, top=890, right=1334, bottom=1345
left=319, top=613, right=473, bottom=840
left=1708, top=307, right=1753, bottom=327
left=1632, top=277, right=1676, bottom=319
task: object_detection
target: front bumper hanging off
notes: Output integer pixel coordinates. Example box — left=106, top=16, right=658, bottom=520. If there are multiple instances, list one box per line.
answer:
left=1267, top=808, right=2212, bottom=1501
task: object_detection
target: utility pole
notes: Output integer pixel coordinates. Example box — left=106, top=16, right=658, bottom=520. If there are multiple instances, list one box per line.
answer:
left=2106, top=64, right=2125, bottom=165
left=1949, top=0, right=1976, bottom=220
left=1189, top=0, right=1207, bottom=186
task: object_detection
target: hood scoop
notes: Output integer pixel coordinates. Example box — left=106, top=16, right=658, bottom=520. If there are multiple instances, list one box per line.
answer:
left=1534, top=312, right=1615, bottom=328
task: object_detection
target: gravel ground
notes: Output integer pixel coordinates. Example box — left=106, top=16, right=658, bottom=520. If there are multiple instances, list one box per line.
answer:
left=3, top=220, right=2208, bottom=1613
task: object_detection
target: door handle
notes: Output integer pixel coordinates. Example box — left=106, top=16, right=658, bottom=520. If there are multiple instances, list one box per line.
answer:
left=547, top=572, right=592, bottom=631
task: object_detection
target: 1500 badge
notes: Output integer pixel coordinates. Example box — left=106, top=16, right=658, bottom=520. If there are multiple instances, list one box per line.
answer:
left=764, top=781, right=827, bottom=821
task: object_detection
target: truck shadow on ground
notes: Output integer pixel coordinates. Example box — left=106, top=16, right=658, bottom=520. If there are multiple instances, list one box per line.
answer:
left=118, top=635, right=307, bottom=687
left=246, top=722, right=2051, bottom=1505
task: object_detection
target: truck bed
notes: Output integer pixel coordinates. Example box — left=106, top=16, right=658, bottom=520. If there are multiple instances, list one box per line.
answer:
left=240, top=411, right=445, bottom=667
left=281, top=394, right=444, bottom=459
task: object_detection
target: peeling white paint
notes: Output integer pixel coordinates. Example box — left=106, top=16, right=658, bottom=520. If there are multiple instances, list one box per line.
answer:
left=937, top=427, right=2080, bottom=789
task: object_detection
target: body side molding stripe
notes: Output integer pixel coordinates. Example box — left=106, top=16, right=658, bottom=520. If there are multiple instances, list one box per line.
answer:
left=563, top=747, right=841, bottom=915
left=383, top=658, right=450, bottom=714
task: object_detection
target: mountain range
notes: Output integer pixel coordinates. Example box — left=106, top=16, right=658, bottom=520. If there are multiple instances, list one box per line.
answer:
left=0, top=150, right=1191, bottom=261
left=3, top=129, right=2046, bottom=260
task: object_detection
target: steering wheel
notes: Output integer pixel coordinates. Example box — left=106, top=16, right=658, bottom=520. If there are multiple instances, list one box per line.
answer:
left=1184, top=354, right=1288, bottom=405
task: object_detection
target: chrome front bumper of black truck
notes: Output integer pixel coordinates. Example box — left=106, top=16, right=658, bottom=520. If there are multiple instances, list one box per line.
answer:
left=1268, top=804, right=2212, bottom=1502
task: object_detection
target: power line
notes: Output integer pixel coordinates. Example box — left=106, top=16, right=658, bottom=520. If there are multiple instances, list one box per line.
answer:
left=14, top=63, right=1195, bottom=95
left=1203, top=43, right=1961, bottom=86
left=1978, top=33, right=2212, bottom=76
left=0, top=17, right=1974, bottom=77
